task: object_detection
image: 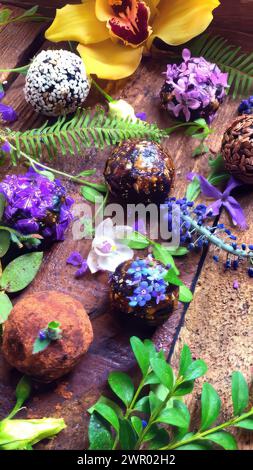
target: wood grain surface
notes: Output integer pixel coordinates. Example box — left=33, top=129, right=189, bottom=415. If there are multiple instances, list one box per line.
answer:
left=0, top=0, right=252, bottom=450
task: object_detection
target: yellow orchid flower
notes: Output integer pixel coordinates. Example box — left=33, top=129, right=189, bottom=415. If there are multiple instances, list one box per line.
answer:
left=45, top=0, right=220, bottom=80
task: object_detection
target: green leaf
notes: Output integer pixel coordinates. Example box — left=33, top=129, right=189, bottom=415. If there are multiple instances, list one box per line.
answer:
left=0, top=230, right=10, bottom=258
left=183, top=359, right=208, bottom=381
left=130, top=336, right=149, bottom=376
left=150, top=356, right=174, bottom=391
left=88, top=413, right=113, bottom=450
left=174, top=381, right=194, bottom=396
left=179, top=344, right=192, bottom=377
left=144, top=372, right=160, bottom=385
left=108, top=372, right=134, bottom=407
left=149, top=391, right=162, bottom=414
left=78, top=169, right=96, bottom=177
left=186, top=176, right=200, bottom=202
left=88, top=396, right=122, bottom=417
left=235, top=418, right=253, bottom=430
left=81, top=186, right=103, bottom=204
left=0, top=252, right=43, bottom=293
left=179, top=285, right=193, bottom=303
left=16, top=376, right=31, bottom=404
left=156, top=404, right=190, bottom=428
left=166, top=247, right=189, bottom=256
left=92, top=403, right=119, bottom=432
left=0, top=8, right=11, bottom=23
left=133, top=396, right=150, bottom=414
left=119, top=419, right=137, bottom=450
left=163, top=268, right=183, bottom=287
left=192, top=143, right=209, bottom=157
left=0, top=193, right=6, bottom=220
left=232, top=371, right=249, bottom=416
left=177, top=443, right=210, bottom=450
left=130, top=416, right=143, bottom=436
left=152, top=243, right=179, bottom=275
left=200, top=383, right=221, bottom=431
left=32, top=337, right=51, bottom=355
left=203, top=431, right=237, bottom=450
left=148, top=429, right=170, bottom=450
left=122, top=231, right=150, bottom=249
left=0, top=292, right=13, bottom=324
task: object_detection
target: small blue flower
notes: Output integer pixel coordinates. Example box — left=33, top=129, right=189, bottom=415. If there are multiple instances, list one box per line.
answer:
left=39, top=330, right=47, bottom=341
left=141, top=420, right=148, bottom=428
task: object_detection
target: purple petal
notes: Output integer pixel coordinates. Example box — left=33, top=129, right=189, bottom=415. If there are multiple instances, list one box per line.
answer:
left=233, top=280, right=239, bottom=290
left=182, top=106, right=191, bottom=122
left=223, top=196, right=248, bottom=230
left=15, top=218, right=40, bottom=234
left=187, top=172, right=197, bottom=182
left=1, top=141, right=11, bottom=153
left=0, top=103, right=18, bottom=123
left=135, top=112, right=147, bottom=121
left=67, top=251, right=83, bottom=266
left=205, top=199, right=222, bottom=217
left=0, top=91, right=4, bottom=100
left=222, top=176, right=243, bottom=198
left=182, top=48, right=191, bottom=62
left=198, top=175, right=222, bottom=199
left=75, top=260, right=88, bottom=278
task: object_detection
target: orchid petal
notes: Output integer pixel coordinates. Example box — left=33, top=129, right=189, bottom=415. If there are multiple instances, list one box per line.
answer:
left=222, top=176, right=243, bottom=198
left=147, top=0, right=220, bottom=48
left=205, top=199, right=222, bottom=216
left=45, top=2, right=109, bottom=44
left=77, top=40, right=143, bottom=79
left=87, top=250, right=100, bottom=274
left=95, top=218, right=114, bottom=239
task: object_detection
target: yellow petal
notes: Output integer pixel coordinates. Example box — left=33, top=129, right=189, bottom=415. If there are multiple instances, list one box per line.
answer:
left=45, top=2, right=109, bottom=44
left=148, top=0, right=220, bottom=47
left=95, top=0, right=113, bottom=21
left=77, top=39, right=143, bottom=79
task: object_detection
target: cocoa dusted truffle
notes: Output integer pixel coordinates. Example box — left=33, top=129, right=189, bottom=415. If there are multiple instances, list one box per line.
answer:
left=109, top=256, right=179, bottom=326
left=104, top=140, right=175, bottom=204
left=3, top=291, right=93, bottom=382
left=221, top=115, right=253, bottom=184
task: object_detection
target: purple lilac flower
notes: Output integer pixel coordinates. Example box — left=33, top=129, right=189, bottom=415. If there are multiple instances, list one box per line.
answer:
left=67, top=251, right=83, bottom=266
left=128, top=257, right=169, bottom=308
left=0, top=166, right=74, bottom=241
left=0, top=91, right=17, bottom=123
left=161, top=49, right=229, bottom=123
left=135, top=112, right=147, bottom=121
left=75, top=260, right=88, bottom=278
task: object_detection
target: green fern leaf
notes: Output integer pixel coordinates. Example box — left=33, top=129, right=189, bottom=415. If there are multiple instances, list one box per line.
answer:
left=190, top=34, right=253, bottom=99
left=4, top=107, right=167, bottom=162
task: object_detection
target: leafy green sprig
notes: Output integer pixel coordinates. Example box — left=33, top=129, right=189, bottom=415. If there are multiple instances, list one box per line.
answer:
left=0, top=376, right=66, bottom=450
left=0, top=5, right=49, bottom=27
left=88, top=337, right=253, bottom=450
left=32, top=321, right=62, bottom=354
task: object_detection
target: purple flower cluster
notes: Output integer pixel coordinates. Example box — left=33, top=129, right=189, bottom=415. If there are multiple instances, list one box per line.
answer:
left=66, top=251, right=88, bottom=278
left=0, top=167, right=74, bottom=241
left=127, top=257, right=169, bottom=308
left=0, top=91, right=17, bottom=124
left=161, top=49, right=229, bottom=123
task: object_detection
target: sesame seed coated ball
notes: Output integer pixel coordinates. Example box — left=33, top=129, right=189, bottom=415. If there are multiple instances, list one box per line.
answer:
left=24, top=49, right=91, bottom=117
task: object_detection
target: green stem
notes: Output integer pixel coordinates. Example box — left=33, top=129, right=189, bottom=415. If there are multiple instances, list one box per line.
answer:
left=92, top=79, right=114, bottom=103
left=160, top=407, right=253, bottom=450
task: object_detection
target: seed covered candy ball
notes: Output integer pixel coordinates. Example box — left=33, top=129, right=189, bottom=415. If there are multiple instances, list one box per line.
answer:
left=109, top=256, right=179, bottom=327
left=104, top=140, right=175, bottom=204
left=24, top=49, right=91, bottom=116
left=2, top=291, right=93, bottom=382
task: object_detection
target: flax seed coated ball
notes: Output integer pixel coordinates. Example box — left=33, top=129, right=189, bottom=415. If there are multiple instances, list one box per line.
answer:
left=104, top=140, right=175, bottom=204
left=2, top=291, right=93, bottom=382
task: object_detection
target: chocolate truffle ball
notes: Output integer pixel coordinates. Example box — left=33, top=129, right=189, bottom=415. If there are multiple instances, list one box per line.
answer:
left=104, top=140, right=175, bottom=204
left=221, top=115, right=253, bottom=184
left=2, top=291, right=93, bottom=382
left=109, top=257, right=179, bottom=326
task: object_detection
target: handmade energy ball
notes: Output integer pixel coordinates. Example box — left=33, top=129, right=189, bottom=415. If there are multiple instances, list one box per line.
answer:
left=221, top=115, right=253, bottom=184
left=104, top=140, right=175, bottom=204
left=109, top=256, right=179, bottom=326
left=24, top=49, right=91, bottom=116
left=160, top=49, right=228, bottom=124
left=2, top=291, right=93, bottom=382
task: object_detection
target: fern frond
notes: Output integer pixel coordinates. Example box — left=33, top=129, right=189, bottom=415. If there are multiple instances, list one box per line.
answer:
left=190, top=34, right=253, bottom=99
left=5, top=107, right=167, bottom=162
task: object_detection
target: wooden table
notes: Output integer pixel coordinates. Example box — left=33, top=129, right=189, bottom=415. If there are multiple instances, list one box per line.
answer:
left=0, top=0, right=252, bottom=450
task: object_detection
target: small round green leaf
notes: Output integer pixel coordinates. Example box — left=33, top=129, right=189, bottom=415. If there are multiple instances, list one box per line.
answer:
left=0, top=252, right=43, bottom=293
left=183, top=359, right=208, bottom=381
left=93, top=403, right=119, bottom=432
left=108, top=372, right=134, bottom=407
left=0, top=230, right=10, bottom=257
left=0, top=292, right=13, bottom=324
left=150, top=357, right=174, bottom=391
left=16, top=376, right=31, bottom=404
left=203, top=431, right=237, bottom=450
left=179, top=285, right=193, bottom=303
left=88, top=413, right=113, bottom=450
left=179, top=344, right=192, bottom=377
left=119, top=419, right=138, bottom=450
left=130, top=336, right=149, bottom=376
left=232, top=371, right=249, bottom=416
left=235, top=418, right=253, bottom=430
left=200, top=382, right=221, bottom=431
left=81, top=186, right=103, bottom=204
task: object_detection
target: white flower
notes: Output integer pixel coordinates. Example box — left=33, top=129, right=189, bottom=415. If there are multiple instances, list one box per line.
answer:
left=108, top=99, right=137, bottom=122
left=87, top=218, right=134, bottom=274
